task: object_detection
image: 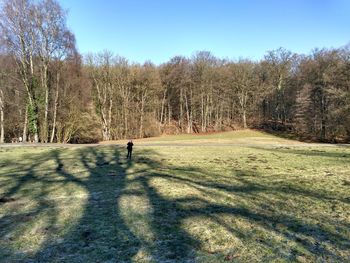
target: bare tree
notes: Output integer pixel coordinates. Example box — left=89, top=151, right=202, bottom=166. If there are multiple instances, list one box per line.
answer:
left=226, top=61, right=257, bottom=128
left=0, top=0, right=40, bottom=142
left=33, top=0, right=71, bottom=142
left=1, top=2, right=349, bottom=145
left=132, top=62, right=161, bottom=138
left=264, top=48, right=295, bottom=124
left=0, top=84, right=4, bottom=143
left=87, top=51, right=115, bottom=141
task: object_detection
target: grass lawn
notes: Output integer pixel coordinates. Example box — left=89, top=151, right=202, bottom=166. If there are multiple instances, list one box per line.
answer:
left=100, top=129, right=304, bottom=146
left=0, top=134, right=350, bottom=262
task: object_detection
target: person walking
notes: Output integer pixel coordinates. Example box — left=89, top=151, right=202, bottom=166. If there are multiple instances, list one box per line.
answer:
left=127, top=140, right=134, bottom=160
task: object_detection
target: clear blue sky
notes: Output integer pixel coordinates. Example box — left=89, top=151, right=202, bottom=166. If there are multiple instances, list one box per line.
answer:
left=58, top=0, right=350, bottom=64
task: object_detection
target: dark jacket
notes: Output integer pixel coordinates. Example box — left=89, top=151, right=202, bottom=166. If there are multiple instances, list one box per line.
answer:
left=127, top=142, right=133, bottom=151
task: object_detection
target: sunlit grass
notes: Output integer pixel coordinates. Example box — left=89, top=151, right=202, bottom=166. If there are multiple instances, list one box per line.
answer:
left=0, top=141, right=349, bottom=262
left=101, top=129, right=301, bottom=145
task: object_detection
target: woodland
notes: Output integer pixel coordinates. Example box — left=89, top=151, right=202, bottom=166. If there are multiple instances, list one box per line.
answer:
left=1, top=0, right=349, bottom=143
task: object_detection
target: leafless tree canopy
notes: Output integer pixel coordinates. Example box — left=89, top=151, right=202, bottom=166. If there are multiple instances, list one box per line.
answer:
left=0, top=0, right=349, bottom=143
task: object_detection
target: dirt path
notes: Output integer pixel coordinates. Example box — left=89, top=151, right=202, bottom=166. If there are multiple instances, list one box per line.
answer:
left=0, top=142, right=349, bottom=148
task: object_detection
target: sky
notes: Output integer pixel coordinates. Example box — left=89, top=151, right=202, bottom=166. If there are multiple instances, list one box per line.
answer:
left=58, top=0, right=350, bottom=64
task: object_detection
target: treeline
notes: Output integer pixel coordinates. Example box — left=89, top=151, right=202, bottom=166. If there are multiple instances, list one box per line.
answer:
left=1, top=0, right=349, bottom=143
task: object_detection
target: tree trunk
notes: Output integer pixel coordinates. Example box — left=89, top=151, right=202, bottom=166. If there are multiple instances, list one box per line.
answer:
left=320, top=93, right=327, bottom=141
left=22, top=77, right=39, bottom=142
left=42, top=64, right=49, bottom=143
left=168, top=103, right=171, bottom=126
left=160, top=88, right=167, bottom=124
left=184, top=90, right=192, bottom=133
left=100, top=103, right=109, bottom=141
left=95, top=81, right=110, bottom=141
left=50, top=72, right=60, bottom=143
left=33, top=121, right=39, bottom=143
left=0, top=89, right=4, bottom=143
left=23, top=106, right=28, bottom=142
left=205, top=94, right=209, bottom=130
left=108, top=97, right=113, bottom=140
left=124, top=103, right=128, bottom=139
left=102, top=122, right=108, bottom=141
left=180, top=88, right=183, bottom=131
left=139, top=95, right=145, bottom=138
left=239, top=90, right=248, bottom=129
left=201, top=93, right=205, bottom=132
left=242, top=109, right=247, bottom=129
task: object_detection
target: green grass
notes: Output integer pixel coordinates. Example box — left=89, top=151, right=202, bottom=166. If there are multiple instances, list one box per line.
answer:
left=115, top=130, right=301, bottom=146
left=141, top=129, right=278, bottom=141
left=159, top=129, right=266, bottom=138
left=0, top=141, right=350, bottom=262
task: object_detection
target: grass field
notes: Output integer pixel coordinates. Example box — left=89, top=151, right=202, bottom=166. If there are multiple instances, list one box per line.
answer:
left=1, top=131, right=350, bottom=262
left=101, top=130, right=302, bottom=146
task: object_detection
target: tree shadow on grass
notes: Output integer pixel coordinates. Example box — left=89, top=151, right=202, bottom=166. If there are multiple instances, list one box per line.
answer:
left=23, top=147, right=199, bottom=262
left=0, top=146, right=349, bottom=262
left=143, top=164, right=350, bottom=261
left=0, top=151, right=67, bottom=260
left=250, top=145, right=350, bottom=160
left=30, top=147, right=144, bottom=262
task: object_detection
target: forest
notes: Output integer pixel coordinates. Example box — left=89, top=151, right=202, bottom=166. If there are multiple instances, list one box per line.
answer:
left=1, top=0, right=349, bottom=143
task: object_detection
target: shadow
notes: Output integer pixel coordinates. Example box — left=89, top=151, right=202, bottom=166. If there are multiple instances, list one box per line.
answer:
left=1, top=146, right=349, bottom=262
left=260, top=129, right=300, bottom=141
left=20, top=147, right=198, bottom=262
left=0, top=151, right=65, bottom=260
left=249, top=145, right=350, bottom=160
left=31, top=147, right=143, bottom=262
